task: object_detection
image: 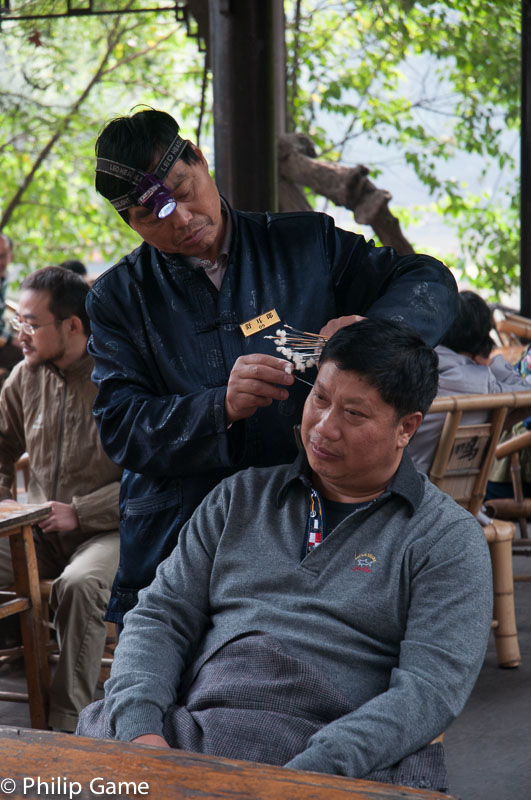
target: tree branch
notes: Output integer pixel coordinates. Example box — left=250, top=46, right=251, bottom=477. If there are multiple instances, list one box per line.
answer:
left=0, top=7, right=135, bottom=230
left=278, top=132, right=414, bottom=255
left=100, top=28, right=178, bottom=77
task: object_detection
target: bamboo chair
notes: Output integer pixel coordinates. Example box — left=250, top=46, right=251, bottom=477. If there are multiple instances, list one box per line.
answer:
left=425, top=390, right=531, bottom=668
left=483, top=427, right=531, bottom=569
left=493, top=309, right=531, bottom=343
left=492, top=309, right=531, bottom=362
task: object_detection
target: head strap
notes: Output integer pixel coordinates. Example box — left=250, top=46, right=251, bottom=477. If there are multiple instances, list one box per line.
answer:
left=96, top=134, right=188, bottom=212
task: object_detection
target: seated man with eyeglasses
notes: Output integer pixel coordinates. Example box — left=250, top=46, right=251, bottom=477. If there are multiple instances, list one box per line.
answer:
left=0, top=267, right=122, bottom=732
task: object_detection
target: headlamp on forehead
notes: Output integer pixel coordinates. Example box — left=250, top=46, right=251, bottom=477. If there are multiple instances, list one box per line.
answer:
left=136, top=173, right=176, bottom=219
left=96, top=134, right=187, bottom=219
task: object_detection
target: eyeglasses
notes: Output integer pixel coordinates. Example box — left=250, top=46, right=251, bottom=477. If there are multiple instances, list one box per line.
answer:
left=10, top=318, right=59, bottom=336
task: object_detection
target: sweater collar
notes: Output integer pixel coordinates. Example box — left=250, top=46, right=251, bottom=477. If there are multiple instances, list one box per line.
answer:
left=277, top=448, right=424, bottom=516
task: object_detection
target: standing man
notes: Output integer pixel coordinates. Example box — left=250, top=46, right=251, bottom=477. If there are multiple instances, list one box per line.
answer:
left=0, top=267, right=122, bottom=732
left=0, top=233, right=22, bottom=377
left=89, top=108, right=458, bottom=626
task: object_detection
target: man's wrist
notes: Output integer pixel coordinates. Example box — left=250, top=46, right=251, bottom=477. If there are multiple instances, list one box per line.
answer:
left=113, top=705, right=165, bottom=743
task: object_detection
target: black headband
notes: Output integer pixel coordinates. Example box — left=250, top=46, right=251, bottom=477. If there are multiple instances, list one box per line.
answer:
left=96, top=134, right=188, bottom=212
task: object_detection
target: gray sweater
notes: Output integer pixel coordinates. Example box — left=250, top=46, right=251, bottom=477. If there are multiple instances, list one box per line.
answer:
left=106, top=452, right=492, bottom=778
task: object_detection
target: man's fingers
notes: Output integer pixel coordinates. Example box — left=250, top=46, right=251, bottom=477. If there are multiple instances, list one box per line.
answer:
left=231, top=356, right=294, bottom=386
left=232, top=396, right=274, bottom=419
left=225, top=353, right=295, bottom=424
left=319, top=314, right=365, bottom=339
left=244, top=363, right=293, bottom=385
left=235, top=353, right=293, bottom=369
left=226, top=382, right=290, bottom=416
left=227, top=389, right=282, bottom=416
left=233, top=379, right=290, bottom=400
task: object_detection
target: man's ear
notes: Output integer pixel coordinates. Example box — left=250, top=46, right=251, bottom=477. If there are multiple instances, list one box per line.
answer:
left=397, top=411, right=423, bottom=449
left=64, top=315, right=84, bottom=336
left=190, top=143, right=208, bottom=168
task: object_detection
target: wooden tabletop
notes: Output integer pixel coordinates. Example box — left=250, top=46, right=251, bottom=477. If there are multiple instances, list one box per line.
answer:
left=0, top=501, right=50, bottom=532
left=0, top=726, right=456, bottom=800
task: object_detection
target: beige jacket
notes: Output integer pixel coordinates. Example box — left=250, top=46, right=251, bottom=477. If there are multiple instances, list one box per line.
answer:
left=0, top=353, right=122, bottom=556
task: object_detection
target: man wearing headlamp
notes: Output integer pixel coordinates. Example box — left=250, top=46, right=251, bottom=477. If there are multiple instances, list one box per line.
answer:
left=89, top=108, right=458, bottom=627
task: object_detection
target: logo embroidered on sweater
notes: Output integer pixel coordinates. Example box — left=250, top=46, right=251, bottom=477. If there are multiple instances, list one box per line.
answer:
left=352, top=553, right=376, bottom=573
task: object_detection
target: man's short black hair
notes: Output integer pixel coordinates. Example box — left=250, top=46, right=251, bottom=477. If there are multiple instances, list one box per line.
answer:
left=319, top=318, right=439, bottom=417
left=95, top=109, right=201, bottom=223
left=21, top=267, right=90, bottom=336
left=440, top=290, right=494, bottom=359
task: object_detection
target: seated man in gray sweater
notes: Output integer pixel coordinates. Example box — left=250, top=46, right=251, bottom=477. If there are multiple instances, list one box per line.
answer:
left=77, top=319, right=492, bottom=793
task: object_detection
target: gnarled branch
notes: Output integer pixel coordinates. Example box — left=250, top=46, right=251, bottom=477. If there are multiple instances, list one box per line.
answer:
left=277, top=132, right=414, bottom=255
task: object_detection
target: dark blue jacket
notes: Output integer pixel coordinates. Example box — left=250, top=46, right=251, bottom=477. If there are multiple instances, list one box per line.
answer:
left=87, top=206, right=457, bottom=622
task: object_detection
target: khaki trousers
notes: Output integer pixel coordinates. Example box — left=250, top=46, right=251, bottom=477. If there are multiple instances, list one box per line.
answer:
left=0, top=529, right=119, bottom=731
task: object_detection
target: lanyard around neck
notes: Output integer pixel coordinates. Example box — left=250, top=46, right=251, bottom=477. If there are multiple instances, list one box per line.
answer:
left=304, top=486, right=325, bottom=556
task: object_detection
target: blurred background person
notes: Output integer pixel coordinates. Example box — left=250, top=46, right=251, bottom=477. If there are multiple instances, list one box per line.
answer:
left=0, top=267, right=122, bottom=731
left=60, top=259, right=88, bottom=281
left=0, top=233, right=23, bottom=380
left=408, top=290, right=528, bottom=476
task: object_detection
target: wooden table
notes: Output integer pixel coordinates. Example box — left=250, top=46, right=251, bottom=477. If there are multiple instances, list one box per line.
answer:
left=0, top=726, right=456, bottom=800
left=0, top=502, right=51, bottom=728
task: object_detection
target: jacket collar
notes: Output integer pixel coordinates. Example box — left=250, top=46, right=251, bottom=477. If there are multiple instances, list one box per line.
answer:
left=159, top=196, right=235, bottom=271
left=277, top=448, right=424, bottom=516
left=43, top=350, right=93, bottom=380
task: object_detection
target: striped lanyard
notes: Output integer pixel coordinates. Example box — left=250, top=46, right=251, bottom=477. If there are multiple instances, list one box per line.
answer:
left=305, top=487, right=325, bottom=555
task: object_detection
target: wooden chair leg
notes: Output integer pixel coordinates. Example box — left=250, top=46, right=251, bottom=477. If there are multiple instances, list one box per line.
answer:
left=9, top=524, right=50, bottom=727
left=486, top=520, right=521, bottom=668
left=97, top=621, right=117, bottom=688
left=39, top=579, right=54, bottom=653
left=509, top=452, right=529, bottom=539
